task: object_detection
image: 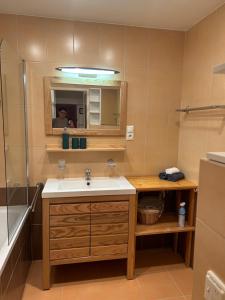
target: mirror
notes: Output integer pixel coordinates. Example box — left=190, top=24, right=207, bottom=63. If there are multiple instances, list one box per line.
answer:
left=44, top=77, right=127, bottom=136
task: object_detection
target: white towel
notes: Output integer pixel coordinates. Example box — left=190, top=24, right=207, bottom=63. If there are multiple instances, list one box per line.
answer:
left=165, top=167, right=180, bottom=175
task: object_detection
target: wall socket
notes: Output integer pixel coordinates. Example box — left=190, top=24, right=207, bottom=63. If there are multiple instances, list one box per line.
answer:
left=126, top=125, right=134, bottom=140
left=205, top=271, right=225, bottom=300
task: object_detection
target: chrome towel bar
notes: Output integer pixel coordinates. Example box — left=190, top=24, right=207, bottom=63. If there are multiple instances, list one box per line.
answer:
left=176, top=104, right=225, bottom=113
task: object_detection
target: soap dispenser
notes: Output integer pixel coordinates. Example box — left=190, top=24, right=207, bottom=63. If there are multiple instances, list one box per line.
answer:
left=178, top=202, right=186, bottom=227
left=62, top=127, right=69, bottom=149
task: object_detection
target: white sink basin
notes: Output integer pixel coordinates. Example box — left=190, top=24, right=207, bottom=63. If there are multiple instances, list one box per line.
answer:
left=207, top=152, right=225, bottom=164
left=42, top=176, right=136, bottom=198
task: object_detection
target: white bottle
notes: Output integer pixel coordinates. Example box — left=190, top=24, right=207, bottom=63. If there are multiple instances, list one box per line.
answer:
left=178, top=202, right=186, bottom=227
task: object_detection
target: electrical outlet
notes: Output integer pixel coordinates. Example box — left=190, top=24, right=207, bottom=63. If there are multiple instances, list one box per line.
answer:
left=126, top=125, right=134, bottom=140
left=205, top=271, right=225, bottom=300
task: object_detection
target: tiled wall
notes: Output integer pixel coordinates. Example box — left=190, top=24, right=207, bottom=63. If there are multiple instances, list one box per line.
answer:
left=192, top=159, right=225, bottom=300
left=0, top=14, right=184, bottom=185
left=178, top=4, right=225, bottom=181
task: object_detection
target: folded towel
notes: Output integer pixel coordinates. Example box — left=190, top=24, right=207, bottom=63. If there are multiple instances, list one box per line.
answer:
left=165, top=167, right=180, bottom=175
left=167, top=172, right=185, bottom=182
left=159, top=171, right=185, bottom=182
left=159, top=172, right=168, bottom=180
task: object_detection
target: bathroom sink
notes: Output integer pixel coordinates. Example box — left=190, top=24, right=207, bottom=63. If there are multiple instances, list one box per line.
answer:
left=42, top=176, right=136, bottom=198
left=207, top=152, right=225, bottom=164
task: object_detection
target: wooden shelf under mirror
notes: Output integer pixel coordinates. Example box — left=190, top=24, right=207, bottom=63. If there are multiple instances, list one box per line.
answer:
left=46, top=145, right=126, bottom=152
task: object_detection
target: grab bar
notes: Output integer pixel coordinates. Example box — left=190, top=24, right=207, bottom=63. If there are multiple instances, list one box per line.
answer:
left=31, top=183, right=43, bottom=213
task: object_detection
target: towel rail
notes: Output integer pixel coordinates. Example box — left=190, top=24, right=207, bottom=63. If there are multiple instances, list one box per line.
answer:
left=176, top=105, right=225, bottom=113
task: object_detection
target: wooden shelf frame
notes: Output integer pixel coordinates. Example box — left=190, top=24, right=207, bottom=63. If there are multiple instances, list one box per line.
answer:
left=126, top=176, right=198, bottom=279
left=136, top=213, right=195, bottom=236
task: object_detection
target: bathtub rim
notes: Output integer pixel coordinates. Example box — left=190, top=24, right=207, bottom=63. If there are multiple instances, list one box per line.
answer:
left=0, top=206, right=30, bottom=276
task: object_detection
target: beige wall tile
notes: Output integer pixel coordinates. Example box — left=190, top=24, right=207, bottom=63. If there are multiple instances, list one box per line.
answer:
left=178, top=4, right=225, bottom=181
left=124, top=27, right=148, bottom=74
left=0, top=14, right=184, bottom=185
left=18, top=16, right=47, bottom=61
left=148, top=29, right=184, bottom=81
left=73, top=21, right=101, bottom=67
left=198, top=160, right=225, bottom=239
left=193, top=219, right=225, bottom=300
left=99, top=24, right=125, bottom=71
left=45, top=19, right=74, bottom=63
left=0, top=14, right=18, bottom=50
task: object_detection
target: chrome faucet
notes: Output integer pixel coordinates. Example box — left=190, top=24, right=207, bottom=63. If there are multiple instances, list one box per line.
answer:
left=85, top=168, right=91, bottom=185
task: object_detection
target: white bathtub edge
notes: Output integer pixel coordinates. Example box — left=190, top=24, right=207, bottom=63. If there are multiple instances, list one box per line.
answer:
left=0, top=206, right=30, bottom=276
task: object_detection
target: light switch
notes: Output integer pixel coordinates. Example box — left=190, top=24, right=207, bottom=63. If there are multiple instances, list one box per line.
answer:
left=126, top=125, right=134, bottom=140
left=205, top=271, right=225, bottom=300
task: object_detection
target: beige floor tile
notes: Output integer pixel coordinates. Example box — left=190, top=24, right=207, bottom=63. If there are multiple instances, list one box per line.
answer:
left=167, top=264, right=193, bottom=296
left=22, top=253, right=193, bottom=300
left=62, top=278, right=145, bottom=300
left=22, top=284, right=62, bottom=300
left=22, top=261, right=62, bottom=300
left=138, top=270, right=183, bottom=299
left=161, top=298, right=185, bottom=300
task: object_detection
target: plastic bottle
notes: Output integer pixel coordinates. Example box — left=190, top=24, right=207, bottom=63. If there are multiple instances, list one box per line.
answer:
left=178, top=202, right=186, bottom=227
left=62, top=127, right=69, bottom=149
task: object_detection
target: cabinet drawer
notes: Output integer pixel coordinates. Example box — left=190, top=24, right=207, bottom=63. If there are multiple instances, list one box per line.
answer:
left=50, top=225, right=90, bottom=238
left=91, top=201, right=129, bottom=213
left=50, top=247, right=89, bottom=260
left=91, top=223, right=128, bottom=235
left=91, top=212, right=128, bottom=224
left=50, top=237, right=90, bottom=250
left=91, top=244, right=127, bottom=256
left=50, top=214, right=90, bottom=227
left=91, top=234, right=128, bottom=246
left=50, top=203, right=90, bottom=216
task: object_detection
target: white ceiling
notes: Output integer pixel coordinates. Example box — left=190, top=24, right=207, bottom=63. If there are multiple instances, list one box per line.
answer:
left=0, top=0, right=225, bottom=31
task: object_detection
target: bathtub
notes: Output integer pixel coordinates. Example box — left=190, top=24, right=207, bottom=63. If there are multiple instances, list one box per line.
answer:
left=0, top=205, right=30, bottom=275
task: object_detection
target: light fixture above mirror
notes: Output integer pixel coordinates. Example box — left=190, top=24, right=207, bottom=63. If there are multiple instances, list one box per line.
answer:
left=56, top=67, right=119, bottom=75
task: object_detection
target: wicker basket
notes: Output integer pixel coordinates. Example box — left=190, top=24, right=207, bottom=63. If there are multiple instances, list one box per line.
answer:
left=138, top=208, right=161, bottom=225
left=138, top=192, right=165, bottom=225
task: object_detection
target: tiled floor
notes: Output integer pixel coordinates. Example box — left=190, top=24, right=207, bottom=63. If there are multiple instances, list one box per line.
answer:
left=22, top=249, right=193, bottom=300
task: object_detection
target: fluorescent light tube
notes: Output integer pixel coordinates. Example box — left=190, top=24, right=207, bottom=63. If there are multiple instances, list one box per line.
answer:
left=56, top=67, right=119, bottom=75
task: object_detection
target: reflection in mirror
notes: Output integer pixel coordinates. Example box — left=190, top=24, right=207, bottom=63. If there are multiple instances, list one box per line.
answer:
left=51, top=87, right=120, bottom=129
left=52, top=90, right=87, bottom=128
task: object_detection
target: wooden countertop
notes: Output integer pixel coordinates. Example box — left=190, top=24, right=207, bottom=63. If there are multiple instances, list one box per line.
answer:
left=127, top=176, right=197, bottom=191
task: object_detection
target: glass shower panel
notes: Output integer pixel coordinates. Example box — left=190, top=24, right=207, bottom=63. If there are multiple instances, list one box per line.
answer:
left=0, top=64, right=7, bottom=250
left=0, top=40, right=28, bottom=243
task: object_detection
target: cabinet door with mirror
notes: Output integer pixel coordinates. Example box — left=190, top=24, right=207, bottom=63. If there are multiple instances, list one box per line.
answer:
left=44, top=77, right=127, bottom=136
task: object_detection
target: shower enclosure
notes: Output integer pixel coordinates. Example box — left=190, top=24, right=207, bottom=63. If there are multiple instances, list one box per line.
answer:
left=0, top=39, right=29, bottom=261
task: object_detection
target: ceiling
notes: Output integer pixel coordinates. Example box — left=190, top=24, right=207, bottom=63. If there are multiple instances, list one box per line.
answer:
left=0, top=0, right=225, bottom=31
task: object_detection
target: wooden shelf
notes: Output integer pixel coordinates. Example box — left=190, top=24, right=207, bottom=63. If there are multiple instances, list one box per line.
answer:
left=46, top=145, right=126, bottom=152
left=136, top=214, right=195, bottom=236
left=127, top=176, right=197, bottom=191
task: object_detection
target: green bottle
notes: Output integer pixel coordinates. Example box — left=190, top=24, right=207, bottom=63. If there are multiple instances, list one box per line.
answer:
left=62, top=127, right=69, bottom=149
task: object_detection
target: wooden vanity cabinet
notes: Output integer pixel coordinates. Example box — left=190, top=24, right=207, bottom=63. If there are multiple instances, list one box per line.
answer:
left=42, top=195, right=136, bottom=289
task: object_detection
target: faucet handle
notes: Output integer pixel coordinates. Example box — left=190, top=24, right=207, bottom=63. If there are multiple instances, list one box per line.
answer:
left=107, top=159, right=116, bottom=167
left=85, top=168, right=91, bottom=174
